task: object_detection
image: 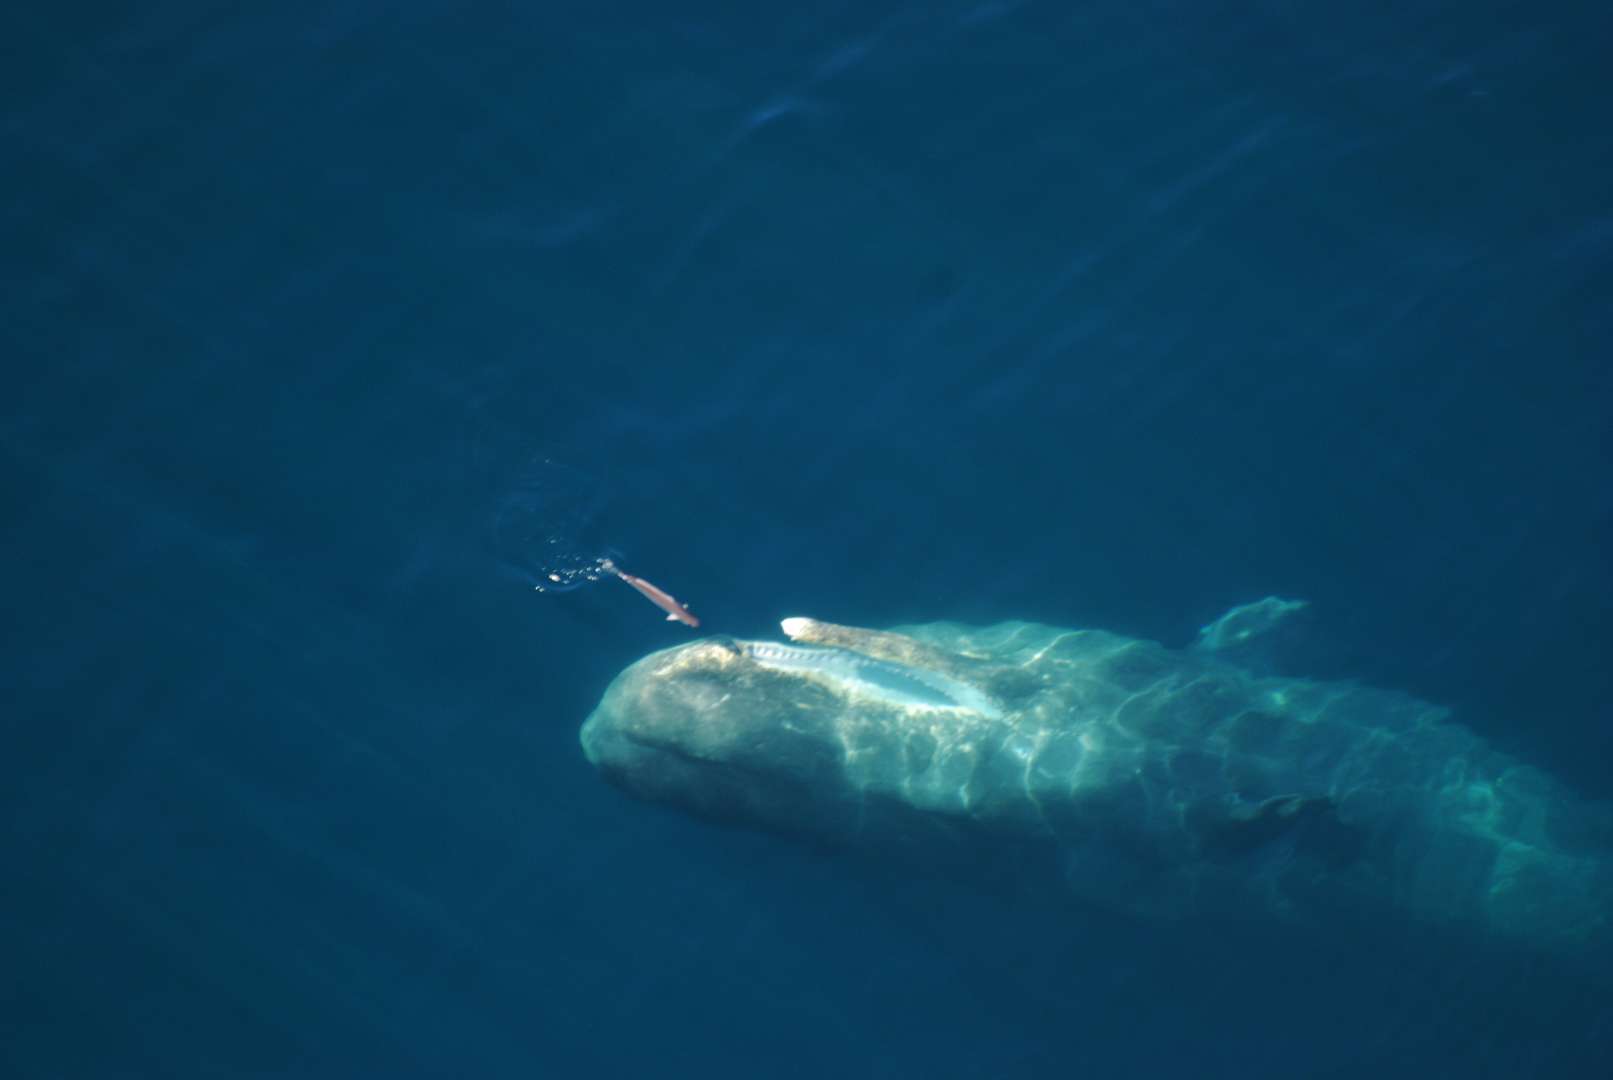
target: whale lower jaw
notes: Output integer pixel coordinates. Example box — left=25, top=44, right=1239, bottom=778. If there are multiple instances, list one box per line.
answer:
left=744, top=640, right=1004, bottom=719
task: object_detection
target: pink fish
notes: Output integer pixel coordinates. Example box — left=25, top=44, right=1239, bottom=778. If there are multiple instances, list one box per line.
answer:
left=600, top=558, right=700, bottom=628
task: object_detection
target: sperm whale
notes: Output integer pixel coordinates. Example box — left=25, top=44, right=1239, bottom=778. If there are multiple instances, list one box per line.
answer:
left=582, top=609, right=1613, bottom=963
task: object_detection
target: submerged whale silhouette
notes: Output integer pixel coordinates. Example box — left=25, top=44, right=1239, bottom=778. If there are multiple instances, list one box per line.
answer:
left=580, top=602, right=1613, bottom=958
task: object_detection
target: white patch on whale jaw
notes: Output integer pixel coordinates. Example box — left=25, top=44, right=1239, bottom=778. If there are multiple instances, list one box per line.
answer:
left=744, top=640, right=1004, bottom=719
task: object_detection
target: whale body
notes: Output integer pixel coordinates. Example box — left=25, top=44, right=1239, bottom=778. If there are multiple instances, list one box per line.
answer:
left=580, top=605, right=1613, bottom=957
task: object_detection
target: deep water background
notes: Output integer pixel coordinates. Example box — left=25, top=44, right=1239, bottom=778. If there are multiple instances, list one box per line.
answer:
left=5, top=1, right=1612, bottom=1076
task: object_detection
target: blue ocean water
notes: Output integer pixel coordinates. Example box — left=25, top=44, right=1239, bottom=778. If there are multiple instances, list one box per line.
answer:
left=5, top=1, right=1611, bottom=1076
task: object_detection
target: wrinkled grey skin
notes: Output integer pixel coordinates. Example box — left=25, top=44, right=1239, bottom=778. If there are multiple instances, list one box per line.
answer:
left=580, top=603, right=1613, bottom=956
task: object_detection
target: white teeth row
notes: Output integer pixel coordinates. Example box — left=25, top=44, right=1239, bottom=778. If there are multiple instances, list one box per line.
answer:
left=745, top=630, right=1003, bottom=719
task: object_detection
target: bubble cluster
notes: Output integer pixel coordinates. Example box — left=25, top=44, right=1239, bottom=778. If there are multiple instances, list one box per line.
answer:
left=488, top=457, right=616, bottom=592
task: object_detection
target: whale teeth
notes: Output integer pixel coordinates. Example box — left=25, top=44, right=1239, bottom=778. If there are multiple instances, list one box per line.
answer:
left=746, top=637, right=1003, bottom=719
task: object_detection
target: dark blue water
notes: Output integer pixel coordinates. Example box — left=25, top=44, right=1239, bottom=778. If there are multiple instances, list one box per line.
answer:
left=6, top=2, right=1611, bottom=1076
